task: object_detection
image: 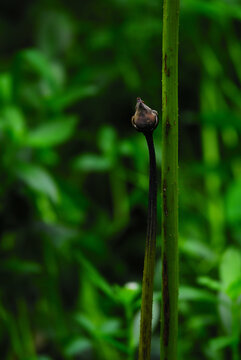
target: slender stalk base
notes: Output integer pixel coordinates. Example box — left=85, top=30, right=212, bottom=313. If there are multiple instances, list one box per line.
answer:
left=138, top=132, right=157, bottom=360
left=161, top=0, right=180, bottom=359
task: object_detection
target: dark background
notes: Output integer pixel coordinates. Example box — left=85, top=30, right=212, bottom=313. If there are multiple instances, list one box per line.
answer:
left=0, top=0, right=241, bottom=359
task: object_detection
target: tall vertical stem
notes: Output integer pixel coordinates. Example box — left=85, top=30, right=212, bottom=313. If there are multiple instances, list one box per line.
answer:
left=161, top=1, right=180, bottom=360
left=138, top=132, right=157, bottom=360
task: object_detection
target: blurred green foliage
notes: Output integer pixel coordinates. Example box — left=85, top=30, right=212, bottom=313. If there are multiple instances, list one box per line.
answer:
left=0, top=0, right=241, bottom=359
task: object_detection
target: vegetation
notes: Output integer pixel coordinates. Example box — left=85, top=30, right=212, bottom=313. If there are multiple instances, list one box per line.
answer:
left=0, top=0, right=241, bottom=359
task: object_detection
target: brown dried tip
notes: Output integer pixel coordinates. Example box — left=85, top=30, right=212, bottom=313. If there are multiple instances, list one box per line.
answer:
left=131, top=98, right=158, bottom=133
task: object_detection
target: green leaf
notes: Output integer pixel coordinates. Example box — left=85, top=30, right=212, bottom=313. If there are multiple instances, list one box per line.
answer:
left=219, top=248, right=241, bottom=292
left=179, top=286, right=217, bottom=303
left=15, top=163, right=59, bottom=202
left=48, top=85, right=98, bottom=111
left=64, top=338, right=92, bottom=356
left=114, top=283, right=140, bottom=306
left=183, top=0, right=241, bottom=21
left=27, top=117, right=77, bottom=147
left=209, top=335, right=238, bottom=351
left=197, top=277, right=222, bottom=291
left=21, top=49, right=57, bottom=90
left=98, top=126, right=117, bottom=155
left=0, top=73, right=12, bottom=103
left=0, top=259, right=41, bottom=274
left=73, top=154, right=112, bottom=172
left=226, top=278, right=241, bottom=300
left=100, top=319, right=121, bottom=335
left=226, top=178, right=241, bottom=225
left=75, top=314, right=96, bottom=335
left=180, top=238, right=215, bottom=261
left=76, top=254, right=115, bottom=300
left=187, top=315, right=215, bottom=331
left=0, top=106, right=26, bottom=141
left=102, top=336, right=129, bottom=353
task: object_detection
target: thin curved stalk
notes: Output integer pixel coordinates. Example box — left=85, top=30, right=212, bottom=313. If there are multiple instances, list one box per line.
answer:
left=131, top=98, right=158, bottom=360
left=138, top=131, right=157, bottom=360
left=161, top=0, right=180, bottom=360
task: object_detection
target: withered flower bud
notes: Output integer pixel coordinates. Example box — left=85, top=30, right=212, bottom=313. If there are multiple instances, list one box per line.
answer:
left=131, top=97, right=158, bottom=133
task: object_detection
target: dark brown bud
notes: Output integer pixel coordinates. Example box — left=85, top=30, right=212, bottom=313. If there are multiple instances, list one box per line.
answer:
left=131, top=98, right=158, bottom=133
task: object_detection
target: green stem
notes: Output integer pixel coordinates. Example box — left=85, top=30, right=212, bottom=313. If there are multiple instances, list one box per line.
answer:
left=161, top=1, right=180, bottom=360
left=138, top=132, right=157, bottom=360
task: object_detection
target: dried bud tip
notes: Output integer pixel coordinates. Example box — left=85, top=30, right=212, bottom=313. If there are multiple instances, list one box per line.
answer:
left=131, top=98, right=158, bottom=133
